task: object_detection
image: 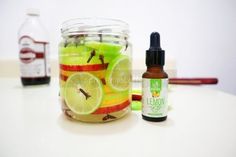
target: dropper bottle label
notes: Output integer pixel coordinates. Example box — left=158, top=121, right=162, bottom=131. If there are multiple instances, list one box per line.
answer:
left=142, top=78, right=168, bottom=118
left=142, top=32, right=168, bottom=121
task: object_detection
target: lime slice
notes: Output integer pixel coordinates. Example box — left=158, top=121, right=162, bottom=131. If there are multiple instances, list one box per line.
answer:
left=105, top=55, right=131, bottom=92
left=64, top=72, right=104, bottom=115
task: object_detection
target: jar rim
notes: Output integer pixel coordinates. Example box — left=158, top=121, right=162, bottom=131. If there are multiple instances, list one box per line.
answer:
left=61, top=17, right=129, bottom=37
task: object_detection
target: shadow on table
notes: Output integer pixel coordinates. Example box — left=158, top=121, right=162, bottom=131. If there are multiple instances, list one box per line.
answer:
left=144, top=117, right=175, bottom=127
left=57, top=112, right=138, bottom=136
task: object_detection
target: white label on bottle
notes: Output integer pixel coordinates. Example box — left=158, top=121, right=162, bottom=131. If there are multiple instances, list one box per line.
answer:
left=142, top=78, right=168, bottom=118
left=19, top=36, right=50, bottom=77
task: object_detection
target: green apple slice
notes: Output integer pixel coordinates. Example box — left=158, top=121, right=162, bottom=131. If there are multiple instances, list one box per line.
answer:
left=60, top=45, right=114, bottom=65
left=59, top=45, right=92, bottom=55
left=85, top=41, right=122, bottom=57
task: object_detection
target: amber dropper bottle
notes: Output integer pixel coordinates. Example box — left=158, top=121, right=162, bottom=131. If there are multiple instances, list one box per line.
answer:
left=142, top=32, right=168, bottom=122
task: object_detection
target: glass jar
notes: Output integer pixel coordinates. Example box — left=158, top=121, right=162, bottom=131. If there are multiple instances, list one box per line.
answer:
left=59, top=18, right=132, bottom=122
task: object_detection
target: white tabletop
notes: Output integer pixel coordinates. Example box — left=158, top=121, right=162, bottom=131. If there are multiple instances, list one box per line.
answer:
left=1, top=78, right=236, bottom=157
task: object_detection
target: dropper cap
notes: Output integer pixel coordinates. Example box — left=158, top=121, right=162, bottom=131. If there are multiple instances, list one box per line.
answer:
left=146, top=32, right=165, bottom=66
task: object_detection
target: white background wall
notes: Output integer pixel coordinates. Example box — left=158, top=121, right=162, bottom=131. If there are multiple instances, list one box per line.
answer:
left=1, top=0, right=236, bottom=94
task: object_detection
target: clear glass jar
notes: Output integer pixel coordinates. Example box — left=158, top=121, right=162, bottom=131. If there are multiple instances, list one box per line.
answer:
left=59, top=18, right=132, bottom=122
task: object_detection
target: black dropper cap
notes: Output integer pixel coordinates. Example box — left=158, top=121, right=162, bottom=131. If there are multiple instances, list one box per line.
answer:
left=146, top=32, right=165, bottom=66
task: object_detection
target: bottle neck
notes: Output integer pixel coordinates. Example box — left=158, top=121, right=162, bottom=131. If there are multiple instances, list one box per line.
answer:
left=24, top=15, right=43, bottom=29
left=146, top=65, right=164, bottom=72
left=26, top=15, right=40, bottom=22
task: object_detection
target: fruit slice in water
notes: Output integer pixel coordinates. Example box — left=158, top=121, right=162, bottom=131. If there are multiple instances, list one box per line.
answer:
left=101, top=91, right=129, bottom=107
left=60, top=45, right=91, bottom=54
left=64, top=72, right=104, bottom=115
left=60, top=69, right=107, bottom=82
left=85, top=41, right=122, bottom=57
left=93, top=99, right=130, bottom=114
left=60, top=49, right=113, bottom=65
left=105, top=55, right=131, bottom=92
left=59, top=46, right=92, bottom=65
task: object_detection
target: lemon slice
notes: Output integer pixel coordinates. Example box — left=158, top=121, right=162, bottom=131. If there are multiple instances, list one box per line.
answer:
left=64, top=72, right=104, bottom=115
left=105, top=55, right=131, bottom=92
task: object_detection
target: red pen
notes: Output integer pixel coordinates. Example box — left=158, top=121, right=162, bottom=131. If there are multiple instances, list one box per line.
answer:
left=169, top=78, right=218, bottom=85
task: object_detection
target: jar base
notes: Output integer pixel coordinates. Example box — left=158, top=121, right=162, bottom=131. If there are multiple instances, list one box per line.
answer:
left=64, top=108, right=131, bottom=123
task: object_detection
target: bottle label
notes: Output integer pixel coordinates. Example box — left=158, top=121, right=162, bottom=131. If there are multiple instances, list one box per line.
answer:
left=19, top=36, right=50, bottom=77
left=142, top=78, right=168, bottom=118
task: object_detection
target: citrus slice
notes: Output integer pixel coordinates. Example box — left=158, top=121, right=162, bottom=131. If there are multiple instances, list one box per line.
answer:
left=101, top=91, right=129, bottom=107
left=64, top=72, right=104, bottom=115
left=105, top=55, right=131, bottom=92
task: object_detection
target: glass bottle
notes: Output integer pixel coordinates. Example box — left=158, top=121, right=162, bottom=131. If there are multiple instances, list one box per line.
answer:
left=142, top=32, right=168, bottom=122
left=18, top=9, right=50, bottom=86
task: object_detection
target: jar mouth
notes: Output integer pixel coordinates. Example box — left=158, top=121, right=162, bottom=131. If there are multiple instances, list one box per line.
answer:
left=61, top=17, right=129, bottom=38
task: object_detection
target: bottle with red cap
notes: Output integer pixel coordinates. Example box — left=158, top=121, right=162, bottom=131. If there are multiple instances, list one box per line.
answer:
left=18, top=8, right=50, bottom=86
